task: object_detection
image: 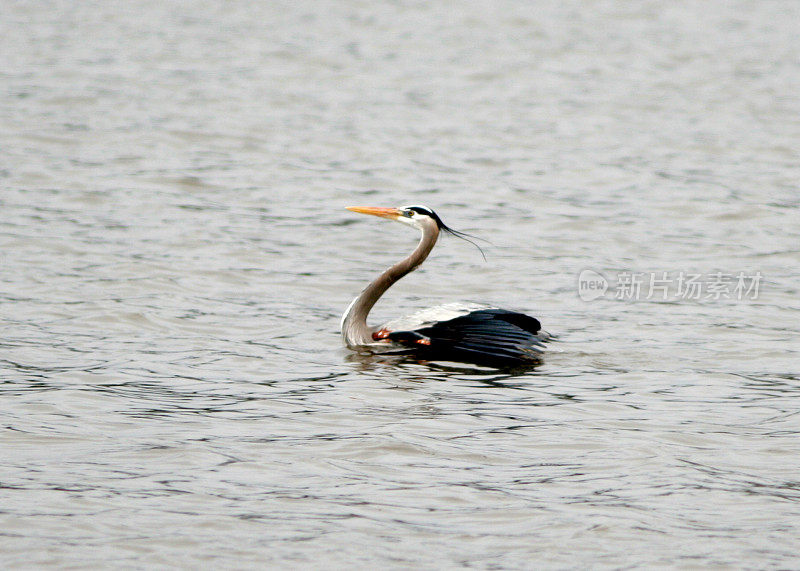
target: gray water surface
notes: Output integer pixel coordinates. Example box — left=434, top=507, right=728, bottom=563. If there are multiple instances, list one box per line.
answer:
left=2, top=1, right=800, bottom=568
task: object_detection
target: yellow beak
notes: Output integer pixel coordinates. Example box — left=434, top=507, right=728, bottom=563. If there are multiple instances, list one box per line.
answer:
left=346, top=206, right=403, bottom=220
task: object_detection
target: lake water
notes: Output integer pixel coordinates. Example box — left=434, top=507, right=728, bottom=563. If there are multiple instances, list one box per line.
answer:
left=2, top=1, right=799, bottom=568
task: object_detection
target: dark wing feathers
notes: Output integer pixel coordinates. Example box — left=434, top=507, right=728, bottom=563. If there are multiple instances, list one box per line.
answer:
left=386, top=309, right=547, bottom=367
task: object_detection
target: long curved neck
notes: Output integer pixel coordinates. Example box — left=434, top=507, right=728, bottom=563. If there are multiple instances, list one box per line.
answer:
left=342, top=225, right=439, bottom=347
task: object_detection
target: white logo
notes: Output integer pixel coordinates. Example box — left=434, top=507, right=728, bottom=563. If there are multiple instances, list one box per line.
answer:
left=578, top=269, right=608, bottom=301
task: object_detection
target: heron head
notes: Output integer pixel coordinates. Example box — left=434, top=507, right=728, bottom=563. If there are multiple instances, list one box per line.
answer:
left=345, top=205, right=443, bottom=231
left=345, top=204, right=486, bottom=259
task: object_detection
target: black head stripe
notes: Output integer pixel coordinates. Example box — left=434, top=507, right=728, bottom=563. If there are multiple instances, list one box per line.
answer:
left=400, top=204, right=487, bottom=260
left=405, top=205, right=433, bottom=216
left=402, top=205, right=444, bottom=228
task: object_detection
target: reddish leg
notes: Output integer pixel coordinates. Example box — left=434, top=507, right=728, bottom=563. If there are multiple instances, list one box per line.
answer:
left=372, top=328, right=391, bottom=341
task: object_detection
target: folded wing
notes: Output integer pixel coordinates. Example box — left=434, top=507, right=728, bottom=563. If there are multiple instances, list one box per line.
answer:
left=385, top=308, right=548, bottom=367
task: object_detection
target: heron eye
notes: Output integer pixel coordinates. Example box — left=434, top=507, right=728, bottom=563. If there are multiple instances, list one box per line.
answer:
left=404, top=210, right=414, bottom=217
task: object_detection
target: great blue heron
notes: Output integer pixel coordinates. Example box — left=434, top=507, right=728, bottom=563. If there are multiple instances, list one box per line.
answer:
left=341, top=205, right=548, bottom=367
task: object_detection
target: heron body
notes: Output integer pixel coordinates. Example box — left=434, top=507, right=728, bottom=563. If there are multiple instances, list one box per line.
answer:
left=341, top=205, right=548, bottom=368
